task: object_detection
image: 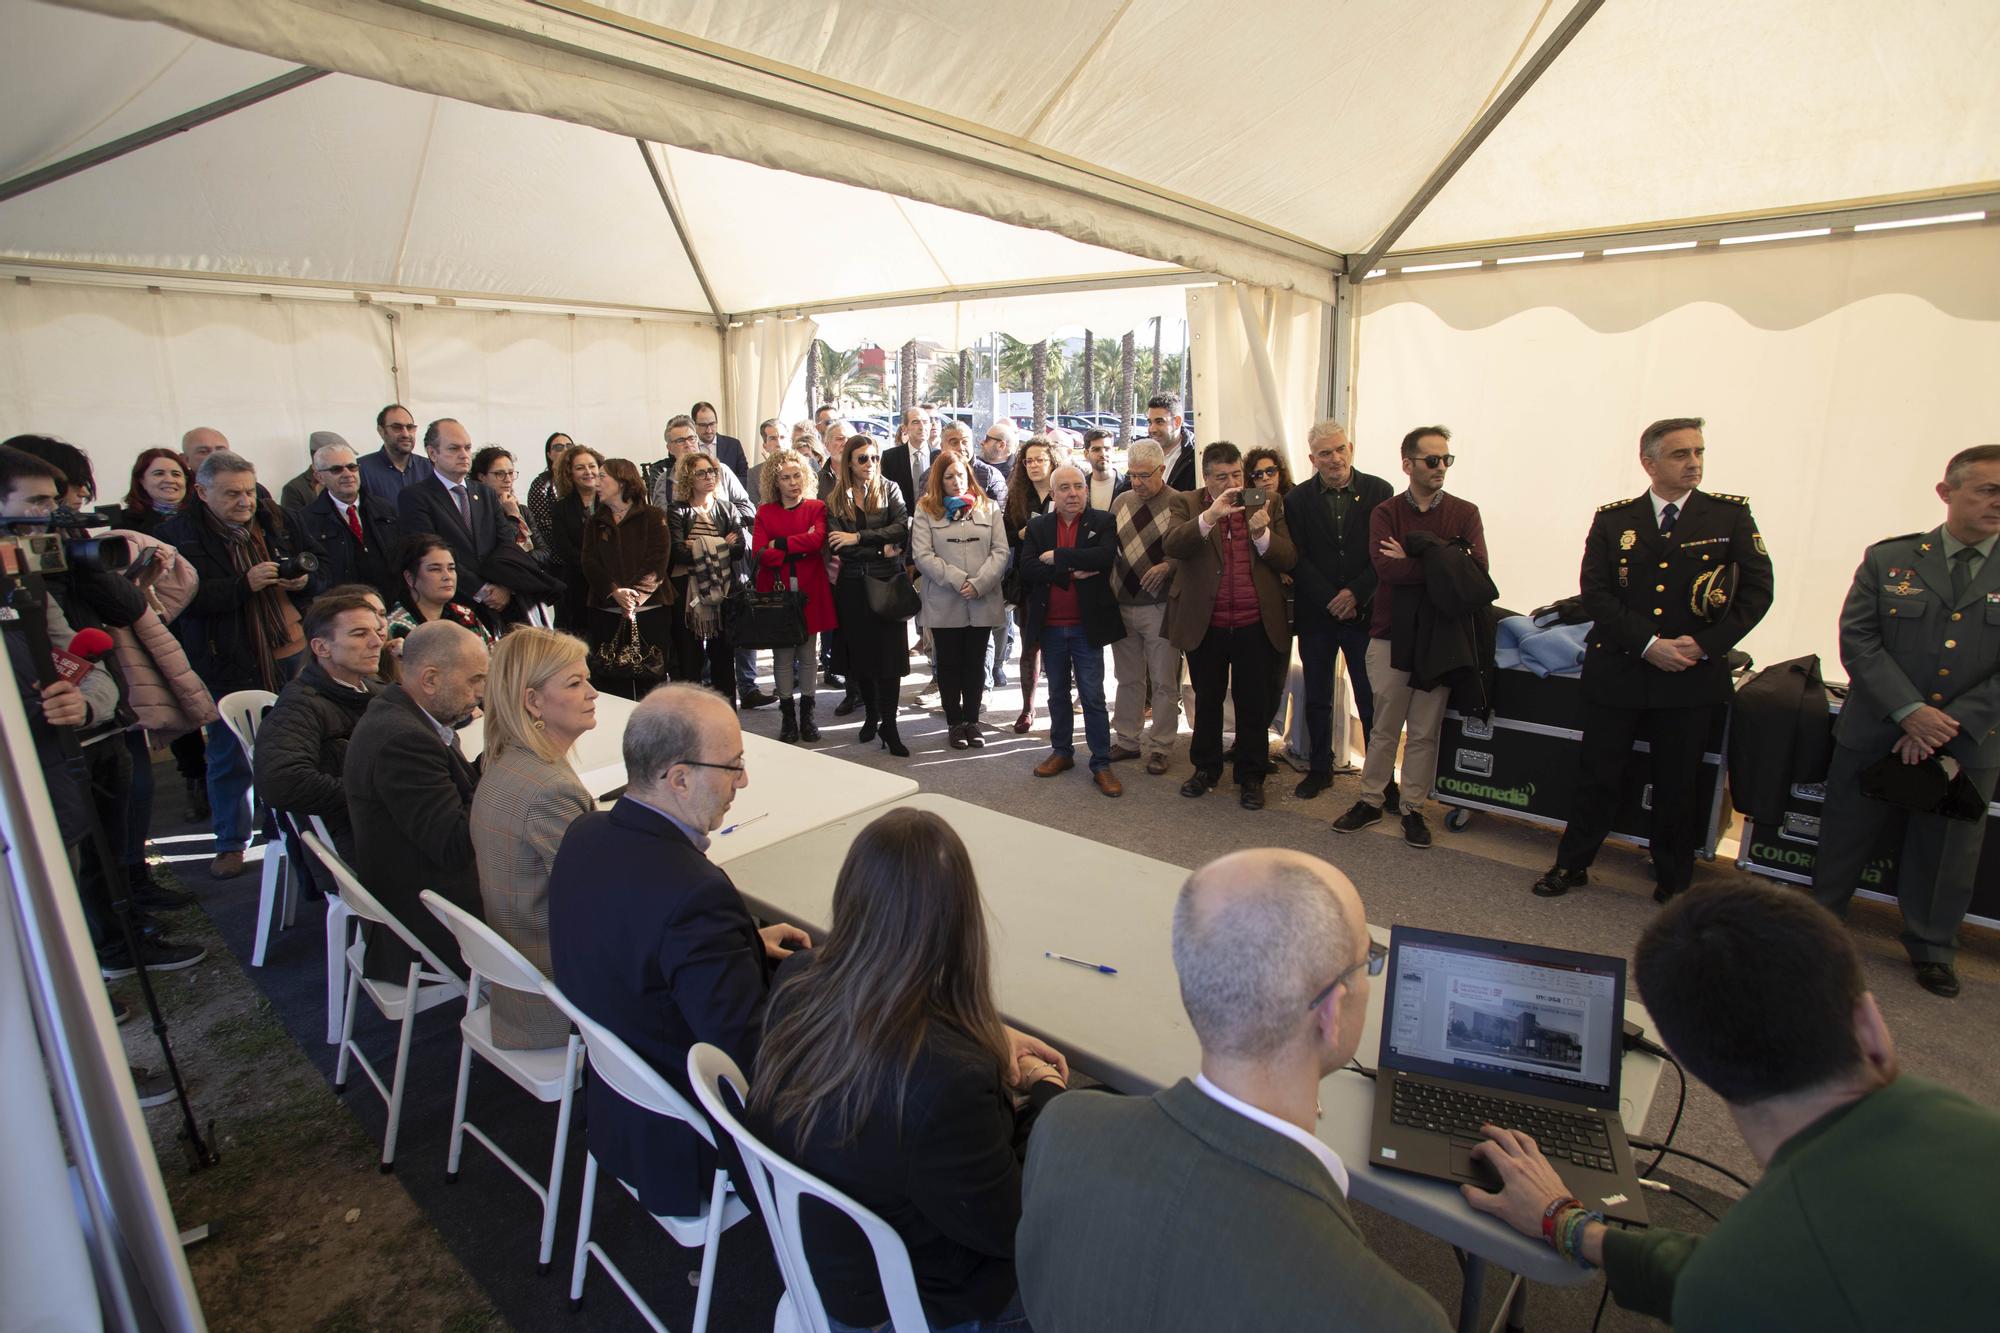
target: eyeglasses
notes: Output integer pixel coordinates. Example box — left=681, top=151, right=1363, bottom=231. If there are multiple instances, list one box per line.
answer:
left=1250, top=465, right=1281, bottom=479
left=318, top=462, right=360, bottom=474
left=983, top=435, right=1007, bottom=445
left=852, top=453, right=879, bottom=464
left=1411, top=454, right=1455, bottom=469
left=677, top=758, right=745, bottom=776
left=690, top=467, right=718, bottom=478
left=1308, top=940, right=1388, bottom=1010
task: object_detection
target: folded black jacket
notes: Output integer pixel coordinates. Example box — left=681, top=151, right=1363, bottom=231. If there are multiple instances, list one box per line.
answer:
left=1390, top=530, right=1500, bottom=717
left=1728, top=654, right=1832, bottom=824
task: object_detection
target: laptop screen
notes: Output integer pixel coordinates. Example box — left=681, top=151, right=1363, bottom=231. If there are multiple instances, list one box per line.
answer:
left=1378, top=925, right=1626, bottom=1108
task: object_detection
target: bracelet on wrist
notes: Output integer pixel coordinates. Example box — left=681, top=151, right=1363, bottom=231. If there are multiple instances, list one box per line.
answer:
left=1541, top=1195, right=1582, bottom=1242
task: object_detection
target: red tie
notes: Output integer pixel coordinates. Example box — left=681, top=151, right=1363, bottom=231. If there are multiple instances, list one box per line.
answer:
left=345, top=502, right=365, bottom=546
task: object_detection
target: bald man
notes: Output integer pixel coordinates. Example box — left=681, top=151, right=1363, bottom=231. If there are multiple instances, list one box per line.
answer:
left=1018, top=850, right=1447, bottom=1332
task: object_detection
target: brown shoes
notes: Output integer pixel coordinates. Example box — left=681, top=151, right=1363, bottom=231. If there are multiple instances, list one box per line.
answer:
left=1094, top=768, right=1123, bottom=798
left=1105, top=744, right=1142, bottom=763
left=1144, top=753, right=1171, bottom=776
left=209, top=851, right=246, bottom=879
left=1033, top=753, right=1075, bottom=777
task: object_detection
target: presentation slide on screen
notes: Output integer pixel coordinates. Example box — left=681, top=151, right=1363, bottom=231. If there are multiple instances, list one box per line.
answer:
left=1388, top=944, right=1617, bottom=1092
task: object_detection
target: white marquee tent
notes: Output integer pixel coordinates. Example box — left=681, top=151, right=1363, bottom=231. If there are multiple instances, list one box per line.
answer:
left=3, top=2, right=1999, bottom=1328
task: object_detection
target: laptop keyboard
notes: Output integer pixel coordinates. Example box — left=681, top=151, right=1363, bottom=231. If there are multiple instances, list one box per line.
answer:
left=1392, top=1079, right=1618, bottom=1173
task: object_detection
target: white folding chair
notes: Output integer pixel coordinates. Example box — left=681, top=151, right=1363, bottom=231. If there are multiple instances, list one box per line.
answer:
left=216, top=687, right=295, bottom=966
left=686, top=1044, right=929, bottom=1333
left=541, top=982, right=750, bottom=1332
left=420, top=890, right=582, bottom=1273
left=285, top=814, right=352, bottom=1044
left=303, top=831, right=464, bottom=1172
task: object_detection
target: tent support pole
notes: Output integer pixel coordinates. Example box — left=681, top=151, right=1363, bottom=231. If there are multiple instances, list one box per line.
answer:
left=1324, top=273, right=1354, bottom=428
left=1348, top=0, right=1605, bottom=280
left=0, top=68, right=327, bottom=205
left=636, top=140, right=728, bottom=331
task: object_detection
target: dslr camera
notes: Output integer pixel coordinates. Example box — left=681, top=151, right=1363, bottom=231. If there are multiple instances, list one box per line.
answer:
left=273, top=550, right=320, bottom=580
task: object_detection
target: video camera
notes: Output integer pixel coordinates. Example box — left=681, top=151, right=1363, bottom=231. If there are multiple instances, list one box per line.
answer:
left=0, top=506, right=131, bottom=575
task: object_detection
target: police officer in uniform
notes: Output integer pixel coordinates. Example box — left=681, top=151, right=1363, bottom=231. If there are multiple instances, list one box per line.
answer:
left=1812, top=444, right=2000, bottom=999
left=1533, top=417, right=1774, bottom=902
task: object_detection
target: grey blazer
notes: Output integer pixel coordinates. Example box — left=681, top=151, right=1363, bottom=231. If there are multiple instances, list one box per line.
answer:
left=912, top=503, right=1010, bottom=629
left=1017, top=1079, right=1448, bottom=1332
left=469, top=743, right=593, bottom=1049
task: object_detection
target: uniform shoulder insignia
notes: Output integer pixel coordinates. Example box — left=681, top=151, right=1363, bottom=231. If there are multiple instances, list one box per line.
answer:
left=1868, top=531, right=1926, bottom=548
left=1705, top=491, right=1747, bottom=506
left=1596, top=495, right=1642, bottom=514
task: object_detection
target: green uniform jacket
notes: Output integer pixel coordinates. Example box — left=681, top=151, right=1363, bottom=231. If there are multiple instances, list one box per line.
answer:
left=1602, top=1077, right=2000, bottom=1330
left=1834, top=527, right=2000, bottom=767
left=1017, top=1080, right=1448, bottom=1332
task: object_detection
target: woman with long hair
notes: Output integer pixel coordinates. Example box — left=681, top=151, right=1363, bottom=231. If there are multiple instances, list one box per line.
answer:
left=119, top=448, right=191, bottom=532
left=470, top=627, right=597, bottom=1048
left=580, top=457, right=674, bottom=700
left=826, top=434, right=912, bottom=756
left=668, top=448, right=751, bottom=708
left=387, top=533, right=496, bottom=648
left=749, top=808, right=1069, bottom=1333
left=1244, top=446, right=1298, bottom=752
left=752, top=448, right=835, bottom=744
left=913, top=452, right=1009, bottom=749
left=526, top=431, right=573, bottom=544
left=1001, top=437, right=1057, bottom=734
left=545, top=444, right=604, bottom=632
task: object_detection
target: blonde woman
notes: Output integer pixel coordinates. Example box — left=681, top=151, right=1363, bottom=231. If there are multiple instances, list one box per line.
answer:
left=752, top=449, right=836, bottom=742
left=668, top=449, right=752, bottom=707
left=912, top=452, right=1009, bottom=748
left=469, top=627, right=598, bottom=1049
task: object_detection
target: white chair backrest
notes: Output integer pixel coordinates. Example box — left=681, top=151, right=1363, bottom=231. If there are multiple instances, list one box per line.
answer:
left=418, top=889, right=548, bottom=998
left=686, top=1043, right=929, bottom=1333
left=300, top=831, right=460, bottom=984
left=216, top=688, right=278, bottom=761
left=540, top=980, right=714, bottom=1148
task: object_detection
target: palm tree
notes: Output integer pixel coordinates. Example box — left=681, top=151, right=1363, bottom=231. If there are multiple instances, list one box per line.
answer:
left=1118, top=330, right=1136, bottom=443
left=814, top=342, right=861, bottom=408
left=924, top=359, right=962, bottom=404
left=1030, top=340, right=1050, bottom=433
left=804, top=339, right=822, bottom=411
left=1081, top=330, right=1096, bottom=412
left=1150, top=316, right=1163, bottom=398
left=958, top=349, right=971, bottom=404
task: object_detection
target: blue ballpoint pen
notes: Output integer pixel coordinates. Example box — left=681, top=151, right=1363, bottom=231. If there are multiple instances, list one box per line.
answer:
left=1045, top=951, right=1117, bottom=975
left=717, top=813, right=769, bottom=836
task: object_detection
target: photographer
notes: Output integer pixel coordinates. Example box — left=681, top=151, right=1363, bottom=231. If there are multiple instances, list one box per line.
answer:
left=159, top=450, right=320, bottom=879
left=0, top=446, right=204, bottom=979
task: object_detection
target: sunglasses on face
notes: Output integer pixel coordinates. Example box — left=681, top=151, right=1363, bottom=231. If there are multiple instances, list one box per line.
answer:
left=852, top=453, right=879, bottom=464
left=1250, top=465, right=1281, bottom=479
left=1411, top=454, right=1455, bottom=469
left=319, top=462, right=360, bottom=474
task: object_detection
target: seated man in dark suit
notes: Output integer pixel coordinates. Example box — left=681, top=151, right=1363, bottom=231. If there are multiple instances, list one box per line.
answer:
left=1468, top=881, right=2000, bottom=1330
left=547, top=683, right=812, bottom=1220
left=396, top=417, right=522, bottom=625
left=1017, top=848, right=1448, bottom=1332
left=343, top=620, right=487, bottom=982
left=289, top=439, right=403, bottom=607
left=1022, top=464, right=1125, bottom=796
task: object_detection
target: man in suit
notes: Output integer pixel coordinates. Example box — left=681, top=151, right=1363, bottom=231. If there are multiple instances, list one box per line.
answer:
left=396, top=417, right=522, bottom=624
left=343, top=620, right=487, bottom=983
left=547, top=684, right=811, bottom=1218
left=691, top=400, right=750, bottom=490
left=1164, top=441, right=1297, bottom=809
left=289, top=439, right=403, bottom=606
left=1022, top=465, right=1126, bottom=796
left=1081, top=428, right=1126, bottom=512
left=356, top=403, right=434, bottom=504
left=1532, top=417, right=1774, bottom=904
left=881, top=404, right=930, bottom=514
left=1812, top=444, right=2000, bottom=998
left=1286, top=420, right=1395, bottom=799
left=1017, top=848, right=1448, bottom=1332
left=1145, top=393, right=1197, bottom=493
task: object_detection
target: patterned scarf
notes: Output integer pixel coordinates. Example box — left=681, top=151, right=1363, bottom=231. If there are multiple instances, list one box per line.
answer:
left=684, top=502, right=735, bottom=639
left=1114, top=492, right=1174, bottom=602
left=200, top=501, right=292, bottom=690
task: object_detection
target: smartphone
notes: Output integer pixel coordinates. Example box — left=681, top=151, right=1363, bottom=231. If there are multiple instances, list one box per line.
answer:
left=125, top=547, right=162, bottom=580
left=1240, top=487, right=1268, bottom=511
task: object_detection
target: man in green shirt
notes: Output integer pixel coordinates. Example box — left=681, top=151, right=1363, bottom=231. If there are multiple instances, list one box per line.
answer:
left=1461, top=881, right=2000, bottom=1329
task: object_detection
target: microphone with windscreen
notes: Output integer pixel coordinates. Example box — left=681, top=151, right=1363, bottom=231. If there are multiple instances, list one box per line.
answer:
left=52, top=626, right=115, bottom=686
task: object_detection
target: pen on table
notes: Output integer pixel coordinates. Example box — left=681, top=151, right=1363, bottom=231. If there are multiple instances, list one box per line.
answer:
left=718, top=813, right=769, bottom=836
left=1046, top=951, right=1117, bottom=975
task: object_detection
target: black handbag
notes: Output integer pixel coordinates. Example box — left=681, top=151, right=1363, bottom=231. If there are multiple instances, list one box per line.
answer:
left=589, top=608, right=666, bottom=682
left=726, top=583, right=808, bottom=648
left=864, top=570, right=922, bottom=621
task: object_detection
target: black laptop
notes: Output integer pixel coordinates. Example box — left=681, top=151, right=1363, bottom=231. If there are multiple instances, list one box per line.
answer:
left=1367, top=925, right=1649, bottom=1225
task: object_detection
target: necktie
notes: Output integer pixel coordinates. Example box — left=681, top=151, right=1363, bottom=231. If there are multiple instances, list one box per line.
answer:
left=344, top=501, right=365, bottom=546
left=1659, top=501, right=1679, bottom=535
left=453, top=483, right=471, bottom=528
left=1952, top=546, right=1978, bottom=600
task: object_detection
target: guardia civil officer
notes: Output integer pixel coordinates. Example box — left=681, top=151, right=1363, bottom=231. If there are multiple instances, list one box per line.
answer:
left=1812, top=445, right=2000, bottom=999
left=1532, top=418, right=1774, bottom=903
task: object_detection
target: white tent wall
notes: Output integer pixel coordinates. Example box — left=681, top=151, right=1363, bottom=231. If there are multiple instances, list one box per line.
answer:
left=0, top=279, right=723, bottom=490
left=1186, top=284, right=1326, bottom=473
left=1351, top=225, right=2000, bottom=674
left=723, top=316, right=817, bottom=456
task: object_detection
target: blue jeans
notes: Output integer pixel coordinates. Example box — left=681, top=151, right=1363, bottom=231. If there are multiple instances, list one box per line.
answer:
left=736, top=644, right=759, bottom=695
left=1040, top=624, right=1110, bottom=771
left=204, top=718, right=253, bottom=852
left=987, top=607, right=1017, bottom=684
left=1298, top=618, right=1376, bottom=777
left=829, top=1292, right=1030, bottom=1333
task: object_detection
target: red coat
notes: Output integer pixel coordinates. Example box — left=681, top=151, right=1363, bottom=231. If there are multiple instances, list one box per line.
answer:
left=752, top=499, right=837, bottom=634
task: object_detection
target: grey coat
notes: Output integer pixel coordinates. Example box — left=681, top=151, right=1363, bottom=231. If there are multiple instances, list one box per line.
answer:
left=911, top=503, right=1010, bottom=628
left=468, top=743, right=593, bottom=1049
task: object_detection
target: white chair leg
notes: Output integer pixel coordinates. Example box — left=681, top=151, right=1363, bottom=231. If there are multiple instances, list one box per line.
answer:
left=332, top=965, right=363, bottom=1091
left=570, top=1153, right=599, bottom=1307
left=324, top=902, right=352, bottom=1045
left=538, top=1039, right=581, bottom=1272
left=250, top=843, right=283, bottom=966
left=379, top=961, right=422, bottom=1172
left=279, top=839, right=298, bottom=929
left=771, top=1291, right=800, bottom=1333
left=444, top=1039, right=475, bottom=1182
left=690, top=1168, right=730, bottom=1333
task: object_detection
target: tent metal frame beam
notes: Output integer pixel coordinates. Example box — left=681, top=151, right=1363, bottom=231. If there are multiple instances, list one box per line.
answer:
left=1367, top=189, right=2000, bottom=274
left=0, top=67, right=328, bottom=206
left=636, top=140, right=726, bottom=329
left=1348, top=0, right=1606, bottom=282
left=732, top=269, right=1222, bottom=322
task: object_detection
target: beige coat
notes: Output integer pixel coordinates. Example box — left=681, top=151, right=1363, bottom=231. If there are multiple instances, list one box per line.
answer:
left=109, top=529, right=217, bottom=740
left=468, top=743, right=592, bottom=1049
